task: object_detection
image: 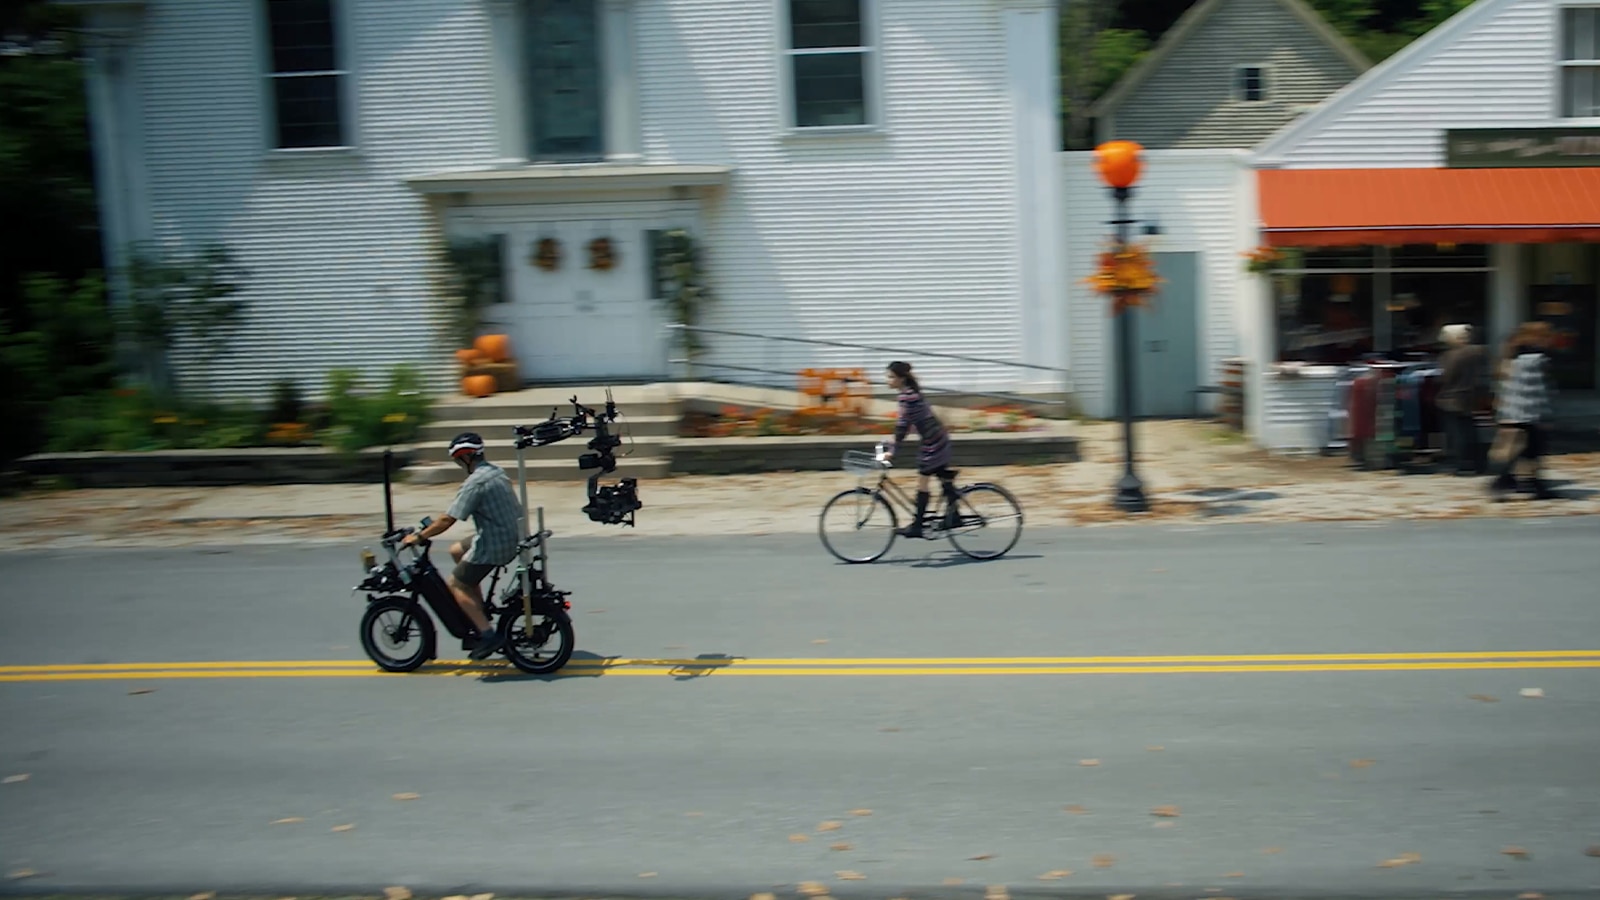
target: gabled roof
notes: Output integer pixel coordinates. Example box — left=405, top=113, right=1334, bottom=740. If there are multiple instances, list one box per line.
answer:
left=1089, top=0, right=1372, bottom=118
left=1253, top=0, right=1508, bottom=162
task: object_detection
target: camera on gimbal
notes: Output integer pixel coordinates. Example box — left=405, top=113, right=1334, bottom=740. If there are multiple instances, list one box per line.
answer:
left=512, top=389, right=643, bottom=527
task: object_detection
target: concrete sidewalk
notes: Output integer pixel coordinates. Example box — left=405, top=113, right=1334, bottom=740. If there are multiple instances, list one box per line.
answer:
left=2, top=420, right=1596, bottom=550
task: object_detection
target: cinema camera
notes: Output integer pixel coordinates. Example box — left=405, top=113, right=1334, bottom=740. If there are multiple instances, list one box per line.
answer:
left=512, top=389, right=643, bottom=527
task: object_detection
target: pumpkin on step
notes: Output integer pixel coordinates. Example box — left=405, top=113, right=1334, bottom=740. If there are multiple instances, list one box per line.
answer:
left=462, top=374, right=496, bottom=398
left=474, top=333, right=512, bottom=363
left=456, top=348, right=485, bottom=366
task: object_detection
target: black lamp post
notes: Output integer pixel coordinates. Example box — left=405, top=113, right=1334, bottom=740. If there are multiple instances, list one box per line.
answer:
left=1094, top=140, right=1149, bottom=514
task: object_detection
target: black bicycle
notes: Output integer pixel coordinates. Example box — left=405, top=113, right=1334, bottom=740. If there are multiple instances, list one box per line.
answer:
left=817, top=441, right=1024, bottom=563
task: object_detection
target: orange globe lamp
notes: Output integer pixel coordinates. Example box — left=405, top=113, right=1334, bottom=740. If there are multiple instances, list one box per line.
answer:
left=1094, top=140, right=1144, bottom=190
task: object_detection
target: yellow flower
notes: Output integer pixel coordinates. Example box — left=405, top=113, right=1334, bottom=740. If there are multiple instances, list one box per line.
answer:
left=382, top=413, right=408, bottom=424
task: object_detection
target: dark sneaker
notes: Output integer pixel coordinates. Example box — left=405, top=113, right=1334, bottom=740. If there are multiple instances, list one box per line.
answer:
left=469, top=629, right=503, bottom=660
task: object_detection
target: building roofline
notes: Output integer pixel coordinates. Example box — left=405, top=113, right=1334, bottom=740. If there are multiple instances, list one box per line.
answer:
left=1090, top=0, right=1372, bottom=119
left=1252, top=0, right=1511, bottom=162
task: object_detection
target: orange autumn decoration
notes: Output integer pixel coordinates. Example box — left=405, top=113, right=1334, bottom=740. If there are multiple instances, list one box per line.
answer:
left=462, top=374, right=496, bottom=398
left=1242, top=245, right=1285, bottom=276
left=533, top=237, right=561, bottom=272
left=474, top=333, right=512, bottom=363
left=1084, top=239, right=1163, bottom=314
left=1093, top=140, right=1144, bottom=190
left=587, top=237, right=616, bottom=271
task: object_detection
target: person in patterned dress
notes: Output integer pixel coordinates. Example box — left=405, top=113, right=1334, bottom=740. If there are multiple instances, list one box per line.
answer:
left=883, top=361, right=956, bottom=538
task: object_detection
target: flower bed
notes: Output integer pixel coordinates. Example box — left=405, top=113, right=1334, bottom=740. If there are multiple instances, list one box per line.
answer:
left=680, top=404, right=1045, bottom=438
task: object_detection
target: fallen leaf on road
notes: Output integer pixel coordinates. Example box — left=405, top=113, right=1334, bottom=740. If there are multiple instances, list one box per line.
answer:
left=189, top=893, right=216, bottom=900
left=1263, top=847, right=1283, bottom=854
left=942, top=877, right=964, bottom=885
left=1064, top=804, right=1089, bottom=814
left=1093, top=853, right=1117, bottom=868
left=790, top=834, right=811, bottom=843
left=587, top=609, right=607, bottom=614
left=1108, top=894, right=1135, bottom=900
left=984, top=886, right=1009, bottom=900
left=836, top=871, right=866, bottom=881
left=970, top=853, right=996, bottom=860
left=444, top=895, right=470, bottom=900
left=851, top=809, right=872, bottom=816
left=1147, top=745, right=1165, bottom=752
left=1520, top=688, right=1544, bottom=698
left=1038, top=870, right=1073, bottom=880
left=1080, top=759, right=1101, bottom=767
left=3, top=774, right=29, bottom=784
left=812, top=639, right=829, bottom=644
left=750, top=894, right=777, bottom=900
left=1152, top=821, right=1176, bottom=829
left=384, top=887, right=412, bottom=900
left=818, top=821, right=842, bottom=832
left=469, top=894, right=492, bottom=900
left=392, top=792, right=420, bottom=801
left=1586, top=845, right=1600, bottom=857
left=1470, top=694, right=1500, bottom=703
left=331, top=823, right=355, bottom=832
left=271, top=817, right=304, bottom=824
left=1223, top=871, right=1244, bottom=878
left=1151, top=805, right=1180, bottom=817
left=1518, top=893, right=1545, bottom=899
left=128, top=688, right=156, bottom=695
left=6, top=870, right=39, bottom=880
left=831, top=843, right=853, bottom=851
left=1503, top=846, right=1531, bottom=858
left=1350, top=759, right=1376, bottom=768
left=798, top=881, right=829, bottom=895
left=1378, top=852, right=1421, bottom=868
left=638, top=872, right=657, bottom=878
left=684, top=811, right=704, bottom=817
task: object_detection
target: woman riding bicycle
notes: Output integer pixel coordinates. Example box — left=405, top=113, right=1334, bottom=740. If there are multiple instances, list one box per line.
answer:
left=883, top=361, right=955, bottom=538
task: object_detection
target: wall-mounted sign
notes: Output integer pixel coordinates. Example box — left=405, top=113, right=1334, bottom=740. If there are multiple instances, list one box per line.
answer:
left=1445, top=127, right=1600, bottom=168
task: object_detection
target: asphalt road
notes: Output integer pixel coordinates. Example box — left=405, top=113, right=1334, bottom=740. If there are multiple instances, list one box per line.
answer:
left=2, top=518, right=1600, bottom=899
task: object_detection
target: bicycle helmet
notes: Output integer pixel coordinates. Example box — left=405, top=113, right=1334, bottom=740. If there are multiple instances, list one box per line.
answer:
left=447, top=431, right=485, bottom=466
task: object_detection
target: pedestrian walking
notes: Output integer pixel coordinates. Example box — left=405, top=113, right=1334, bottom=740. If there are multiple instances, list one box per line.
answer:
left=1435, top=324, right=1489, bottom=475
left=1488, top=322, right=1557, bottom=500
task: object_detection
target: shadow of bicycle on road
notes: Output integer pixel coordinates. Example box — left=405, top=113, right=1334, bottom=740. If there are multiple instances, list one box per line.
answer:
left=475, top=651, right=747, bottom=684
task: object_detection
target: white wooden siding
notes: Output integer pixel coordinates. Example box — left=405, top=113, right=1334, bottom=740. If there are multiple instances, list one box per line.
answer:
left=118, top=0, right=1038, bottom=403
left=1256, top=0, right=1557, bottom=168
left=636, top=0, right=1028, bottom=394
left=135, top=1, right=502, bottom=401
left=1060, top=149, right=1255, bottom=419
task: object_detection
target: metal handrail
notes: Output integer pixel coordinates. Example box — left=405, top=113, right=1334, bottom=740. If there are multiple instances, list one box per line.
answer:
left=663, top=323, right=1069, bottom=375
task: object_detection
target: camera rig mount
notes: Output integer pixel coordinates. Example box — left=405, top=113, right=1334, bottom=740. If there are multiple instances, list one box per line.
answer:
left=512, top=388, right=643, bottom=527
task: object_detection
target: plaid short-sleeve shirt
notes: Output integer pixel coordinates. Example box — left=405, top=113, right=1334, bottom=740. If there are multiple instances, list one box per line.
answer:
left=446, top=460, right=524, bottom=566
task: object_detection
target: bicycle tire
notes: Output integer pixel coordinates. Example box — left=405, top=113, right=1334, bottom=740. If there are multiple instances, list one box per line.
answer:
left=818, top=487, right=898, bottom=564
left=359, top=595, right=437, bottom=673
left=945, top=482, right=1024, bottom=561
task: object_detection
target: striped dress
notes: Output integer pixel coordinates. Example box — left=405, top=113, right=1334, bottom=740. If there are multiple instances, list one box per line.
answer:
left=893, top=388, right=954, bottom=475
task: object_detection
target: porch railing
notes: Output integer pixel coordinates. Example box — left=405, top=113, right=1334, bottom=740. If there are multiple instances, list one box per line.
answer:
left=662, top=323, right=1075, bottom=411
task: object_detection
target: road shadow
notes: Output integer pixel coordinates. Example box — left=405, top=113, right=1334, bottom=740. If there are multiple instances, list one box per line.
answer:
left=474, top=650, right=746, bottom=683
left=880, top=550, right=1044, bottom=569
left=1167, top=488, right=1283, bottom=518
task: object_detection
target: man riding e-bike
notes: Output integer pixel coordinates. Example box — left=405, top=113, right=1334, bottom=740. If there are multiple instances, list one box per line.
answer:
left=401, top=432, right=524, bottom=660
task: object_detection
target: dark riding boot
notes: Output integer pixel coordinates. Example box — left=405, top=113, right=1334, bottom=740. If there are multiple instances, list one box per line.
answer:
left=899, top=490, right=930, bottom=538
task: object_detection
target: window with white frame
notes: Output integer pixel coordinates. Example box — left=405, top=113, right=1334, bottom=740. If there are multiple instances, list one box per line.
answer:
left=526, top=0, right=607, bottom=160
left=264, top=0, right=348, bottom=149
left=786, top=0, right=874, bottom=129
left=1561, top=6, right=1600, bottom=117
left=1235, top=65, right=1267, bottom=102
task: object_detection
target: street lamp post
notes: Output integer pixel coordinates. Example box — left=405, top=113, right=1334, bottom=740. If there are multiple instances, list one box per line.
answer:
left=1094, top=140, right=1149, bottom=513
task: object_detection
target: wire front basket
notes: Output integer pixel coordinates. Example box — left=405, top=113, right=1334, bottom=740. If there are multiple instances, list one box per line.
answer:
left=842, top=449, right=889, bottom=476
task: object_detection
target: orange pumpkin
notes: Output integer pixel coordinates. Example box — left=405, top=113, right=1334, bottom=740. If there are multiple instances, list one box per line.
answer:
left=456, top=348, right=483, bottom=366
left=1094, top=140, right=1144, bottom=189
left=474, top=333, right=512, bottom=363
left=462, top=374, right=496, bottom=398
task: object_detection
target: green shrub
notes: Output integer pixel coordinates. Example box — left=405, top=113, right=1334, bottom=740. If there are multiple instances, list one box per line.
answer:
left=320, top=365, right=431, bottom=453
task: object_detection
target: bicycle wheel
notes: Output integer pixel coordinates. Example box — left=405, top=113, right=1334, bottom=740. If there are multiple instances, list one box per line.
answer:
left=498, top=605, right=575, bottom=675
left=819, top=487, right=898, bottom=563
left=945, top=483, right=1024, bottom=560
left=359, top=596, right=437, bottom=673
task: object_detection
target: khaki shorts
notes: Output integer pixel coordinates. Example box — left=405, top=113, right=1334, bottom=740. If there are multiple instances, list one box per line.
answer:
left=451, top=534, right=495, bottom=587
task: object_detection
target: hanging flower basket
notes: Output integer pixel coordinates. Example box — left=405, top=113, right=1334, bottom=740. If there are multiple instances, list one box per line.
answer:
left=1084, top=240, right=1163, bottom=314
left=587, top=236, right=616, bottom=271
left=1242, top=245, right=1294, bottom=276
left=532, top=237, right=561, bottom=272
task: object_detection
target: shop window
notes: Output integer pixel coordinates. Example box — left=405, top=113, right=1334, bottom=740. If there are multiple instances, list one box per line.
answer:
left=1389, top=243, right=1491, bottom=268
left=1275, top=272, right=1376, bottom=364
left=1561, top=6, right=1600, bottom=118
left=1388, top=271, right=1491, bottom=354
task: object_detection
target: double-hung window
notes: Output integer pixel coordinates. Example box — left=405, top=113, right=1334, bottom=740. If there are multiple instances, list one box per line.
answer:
left=265, top=0, right=349, bottom=149
left=1235, top=65, right=1268, bottom=103
left=786, top=0, right=876, bottom=129
left=526, top=0, right=607, bottom=161
left=1561, top=6, right=1600, bottom=118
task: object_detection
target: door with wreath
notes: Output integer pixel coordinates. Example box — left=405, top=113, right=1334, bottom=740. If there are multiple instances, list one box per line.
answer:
left=515, top=221, right=662, bottom=381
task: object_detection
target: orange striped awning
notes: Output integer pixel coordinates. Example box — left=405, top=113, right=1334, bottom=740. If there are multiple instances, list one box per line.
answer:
left=1257, top=167, right=1600, bottom=247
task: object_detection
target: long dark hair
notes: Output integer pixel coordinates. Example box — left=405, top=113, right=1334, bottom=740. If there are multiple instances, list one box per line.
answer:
left=887, top=361, right=919, bottom=393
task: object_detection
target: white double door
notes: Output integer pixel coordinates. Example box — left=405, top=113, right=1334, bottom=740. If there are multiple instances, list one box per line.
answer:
left=506, top=218, right=668, bottom=382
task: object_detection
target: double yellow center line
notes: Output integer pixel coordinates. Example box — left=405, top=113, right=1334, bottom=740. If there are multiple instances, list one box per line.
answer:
left=4, top=650, right=1600, bottom=682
